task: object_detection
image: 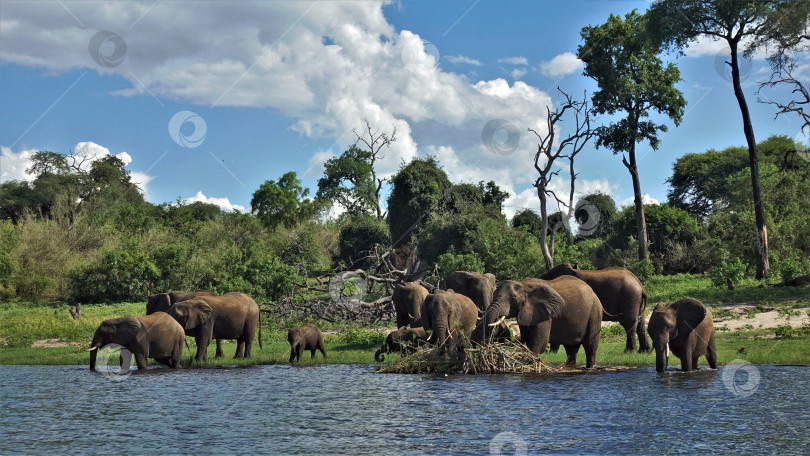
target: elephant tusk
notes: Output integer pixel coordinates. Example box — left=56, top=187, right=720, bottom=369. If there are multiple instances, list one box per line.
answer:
left=87, top=346, right=98, bottom=352
left=488, top=316, right=506, bottom=327
left=665, top=343, right=670, bottom=359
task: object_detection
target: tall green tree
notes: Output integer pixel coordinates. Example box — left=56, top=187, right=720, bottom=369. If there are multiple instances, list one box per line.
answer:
left=251, top=171, right=316, bottom=228
left=316, top=145, right=377, bottom=216
left=647, top=0, right=804, bottom=278
left=578, top=10, right=686, bottom=261
left=386, top=157, right=451, bottom=247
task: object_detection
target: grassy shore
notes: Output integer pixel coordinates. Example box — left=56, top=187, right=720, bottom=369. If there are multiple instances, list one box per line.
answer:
left=1, top=274, right=808, bottom=369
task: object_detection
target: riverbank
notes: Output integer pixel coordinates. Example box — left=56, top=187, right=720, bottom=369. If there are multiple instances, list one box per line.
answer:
left=1, top=273, right=809, bottom=368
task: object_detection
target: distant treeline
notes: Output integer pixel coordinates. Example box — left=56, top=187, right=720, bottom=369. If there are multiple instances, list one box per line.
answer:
left=0, top=134, right=808, bottom=304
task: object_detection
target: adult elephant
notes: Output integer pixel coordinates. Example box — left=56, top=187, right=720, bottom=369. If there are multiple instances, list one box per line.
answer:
left=446, top=271, right=496, bottom=313
left=421, top=290, right=478, bottom=352
left=474, top=276, right=603, bottom=369
left=88, top=312, right=185, bottom=372
left=541, top=262, right=649, bottom=352
left=647, top=298, right=717, bottom=372
left=392, top=282, right=429, bottom=328
left=167, top=292, right=261, bottom=361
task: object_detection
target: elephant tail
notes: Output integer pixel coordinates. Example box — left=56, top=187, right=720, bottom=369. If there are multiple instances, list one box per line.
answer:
left=640, top=290, right=648, bottom=316
left=258, top=307, right=264, bottom=350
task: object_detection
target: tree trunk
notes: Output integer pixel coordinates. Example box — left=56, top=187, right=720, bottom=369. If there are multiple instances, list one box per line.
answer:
left=624, top=144, right=649, bottom=261
left=537, top=187, right=554, bottom=270
left=729, top=39, right=769, bottom=279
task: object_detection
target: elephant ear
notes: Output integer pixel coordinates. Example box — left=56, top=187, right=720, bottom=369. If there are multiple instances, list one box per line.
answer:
left=112, top=317, right=141, bottom=345
left=146, top=293, right=171, bottom=315
left=518, top=284, right=566, bottom=326
left=673, top=298, right=706, bottom=334
left=185, top=300, right=213, bottom=330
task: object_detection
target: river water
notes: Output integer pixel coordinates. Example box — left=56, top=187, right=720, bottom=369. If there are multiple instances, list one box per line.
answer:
left=1, top=364, right=807, bottom=455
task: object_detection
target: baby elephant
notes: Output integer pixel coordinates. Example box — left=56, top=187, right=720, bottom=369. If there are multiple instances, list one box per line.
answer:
left=647, top=297, right=717, bottom=372
left=374, top=327, right=428, bottom=361
left=288, top=324, right=327, bottom=363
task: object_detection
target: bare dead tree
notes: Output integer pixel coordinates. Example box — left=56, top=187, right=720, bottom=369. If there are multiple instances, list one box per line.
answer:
left=353, top=119, right=397, bottom=221
left=529, top=89, right=595, bottom=270
left=757, top=59, right=810, bottom=137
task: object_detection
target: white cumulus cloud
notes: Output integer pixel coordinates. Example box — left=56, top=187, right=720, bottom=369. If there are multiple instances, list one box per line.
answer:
left=0, top=146, right=37, bottom=182
left=445, top=54, right=482, bottom=66
left=538, top=52, right=584, bottom=77
left=498, top=56, right=528, bottom=65
left=620, top=194, right=659, bottom=207
left=183, top=191, right=245, bottom=212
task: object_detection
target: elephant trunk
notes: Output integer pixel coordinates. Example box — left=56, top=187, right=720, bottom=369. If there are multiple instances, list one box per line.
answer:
left=432, top=321, right=449, bottom=348
left=374, top=347, right=385, bottom=362
left=89, top=346, right=98, bottom=371
left=655, top=345, right=668, bottom=373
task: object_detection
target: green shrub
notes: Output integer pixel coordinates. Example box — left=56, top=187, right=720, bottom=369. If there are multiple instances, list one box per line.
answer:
left=338, top=214, right=390, bottom=266
left=711, top=257, right=746, bottom=288
left=774, top=247, right=810, bottom=284
left=70, top=246, right=159, bottom=303
left=630, top=259, right=655, bottom=284
left=437, top=247, right=485, bottom=277
left=339, top=326, right=385, bottom=345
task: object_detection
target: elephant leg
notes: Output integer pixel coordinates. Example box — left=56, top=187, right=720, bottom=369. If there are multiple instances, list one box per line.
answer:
left=215, top=339, right=224, bottom=358
left=119, top=349, right=133, bottom=373
left=707, top=334, right=718, bottom=369
left=549, top=343, right=560, bottom=353
left=622, top=318, right=639, bottom=353
left=234, top=340, right=245, bottom=359
left=195, top=333, right=209, bottom=361
left=523, top=324, right=550, bottom=355
left=583, top=333, right=599, bottom=370
left=310, top=349, right=316, bottom=359
left=692, top=354, right=700, bottom=370
left=133, top=352, right=148, bottom=370
left=154, top=356, right=171, bottom=367
left=636, top=315, right=651, bottom=352
left=562, top=345, right=579, bottom=367
left=244, top=335, right=253, bottom=358
left=680, top=354, right=692, bottom=371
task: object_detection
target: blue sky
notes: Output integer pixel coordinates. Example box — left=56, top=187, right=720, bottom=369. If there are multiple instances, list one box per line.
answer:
left=1, top=1, right=806, bottom=216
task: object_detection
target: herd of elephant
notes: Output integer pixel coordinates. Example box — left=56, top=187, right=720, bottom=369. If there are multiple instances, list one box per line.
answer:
left=377, top=263, right=718, bottom=372
left=87, top=262, right=717, bottom=374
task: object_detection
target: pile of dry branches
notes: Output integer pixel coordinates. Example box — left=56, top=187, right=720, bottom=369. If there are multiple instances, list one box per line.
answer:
left=377, top=342, right=558, bottom=375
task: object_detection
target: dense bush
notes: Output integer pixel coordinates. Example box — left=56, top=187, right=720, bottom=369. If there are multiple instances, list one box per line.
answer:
left=773, top=247, right=810, bottom=284
left=464, top=219, right=545, bottom=280
left=630, top=259, right=655, bottom=284
left=711, top=257, right=746, bottom=288
left=70, top=247, right=159, bottom=303
left=436, top=247, right=485, bottom=278
left=337, top=214, right=391, bottom=267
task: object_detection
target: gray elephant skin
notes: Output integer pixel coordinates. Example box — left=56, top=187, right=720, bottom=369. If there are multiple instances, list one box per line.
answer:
left=446, top=271, right=496, bottom=312
left=475, top=276, right=603, bottom=369
left=374, top=327, right=428, bottom=361
left=288, top=324, right=327, bottom=363
left=541, top=262, right=649, bottom=352
left=392, top=282, right=429, bottom=328
left=421, top=289, right=478, bottom=352
left=647, top=297, right=717, bottom=372
left=146, top=290, right=233, bottom=356
left=89, top=312, right=185, bottom=371
left=167, top=292, right=261, bottom=360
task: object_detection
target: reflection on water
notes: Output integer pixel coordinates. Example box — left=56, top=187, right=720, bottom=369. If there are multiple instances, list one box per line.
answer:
left=0, top=364, right=808, bottom=455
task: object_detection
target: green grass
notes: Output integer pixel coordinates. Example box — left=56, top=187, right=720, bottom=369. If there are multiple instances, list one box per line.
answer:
left=646, top=273, right=810, bottom=307
left=1, top=272, right=809, bottom=369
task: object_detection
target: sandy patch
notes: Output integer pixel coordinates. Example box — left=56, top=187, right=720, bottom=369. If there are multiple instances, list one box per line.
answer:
left=713, top=306, right=810, bottom=331
left=31, top=339, right=82, bottom=348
